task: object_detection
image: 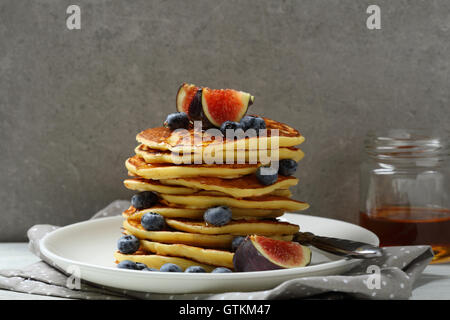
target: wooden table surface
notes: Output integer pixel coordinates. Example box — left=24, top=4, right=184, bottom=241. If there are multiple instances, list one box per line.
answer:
left=0, top=243, right=449, bottom=300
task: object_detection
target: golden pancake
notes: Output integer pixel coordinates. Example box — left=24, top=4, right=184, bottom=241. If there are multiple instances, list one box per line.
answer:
left=124, top=219, right=235, bottom=248
left=124, top=178, right=291, bottom=197
left=135, top=144, right=305, bottom=165
left=123, top=219, right=294, bottom=249
left=140, top=240, right=234, bottom=268
left=126, top=155, right=258, bottom=179
left=114, top=251, right=216, bottom=272
left=136, top=117, right=304, bottom=153
left=160, top=193, right=309, bottom=211
left=165, top=218, right=299, bottom=236
left=197, top=189, right=291, bottom=197
left=122, top=205, right=284, bottom=220
left=160, top=175, right=298, bottom=198
left=124, top=178, right=198, bottom=194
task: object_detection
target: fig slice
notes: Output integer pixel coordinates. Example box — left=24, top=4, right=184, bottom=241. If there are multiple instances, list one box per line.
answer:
left=201, top=87, right=254, bottom=128
left=176, top=83, right=202, bottom=120
left=233, top=235, right=311, bottom=272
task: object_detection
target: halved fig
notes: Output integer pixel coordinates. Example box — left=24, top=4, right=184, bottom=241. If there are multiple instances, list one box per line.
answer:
left=201, top=87, right=254, bottom=128
left=176, top=83, right=202, bottom=120
left=233, top=235, right=311, bottom=272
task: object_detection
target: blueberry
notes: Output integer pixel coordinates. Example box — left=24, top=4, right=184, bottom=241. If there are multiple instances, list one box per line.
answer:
left=255, top=165, right=278, bottom=186
left=159, top=263, right=183, bottom=272
left=131, top=191, right=158, bottom=210
left=231, top=236, right=245, bottom=252
left=211, top=267, right=232, bottom=273
left=240, top=116, right=266, bottom=134
left=185, top=266, right=206, bottom=273
left=135, top=262, right=148, bottom=270
left=279, top=159, right=298, bottom=176
left=239, top=116, right=255, bottom=130
left=203, top=206, right=232, bottom=226
left=252, top=117, right=266, bottom=130
left=164, top=112, right=190, bottom=130
left=143, top=267, right=159, bottom=272
left=220, top=121, right=243, bottom=137
left=117, top=260, right=138, bottom=270
left=117, top=235, right=140, bottom=254
left=141, top=212, right=165, bottom=231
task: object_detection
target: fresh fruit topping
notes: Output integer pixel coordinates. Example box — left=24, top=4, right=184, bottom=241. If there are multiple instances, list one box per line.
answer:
left=160, top=263, right=183, bottom=272
left=135, top=262, right=148, bottom=270
left=279, top=159, right=298, bottom=176
left=240, top=115, right=266, bottom=132
left=233, top=235, right=312, bottom=272
left=143, top=267, right=159, bottom=272
left=117, top=235, right=140, bottom=254
left=117, top=260, right=138, bottom=270
left=251, top=117, right=265, bottom=130
left=131, top=191, right=158, bottom=210
left=239, top=116, right=254, bottom=132
left=164, top=112, right=190, bottom=130
left=176, top=83, right=201, bottom=118
left=231, top=236, right=245, bottom=252
left=211, top=267, right=232, bottom=273
left=141, top=212, right=165, bottom=231
left=188, top=89, right=203, bottom=120
left=219, top=121, right=243, bottom=136
left=255, top=165, right=278, bottom=186
left=203, top=206, right=232, bottom=226
left=201, top=87, right=254, bottom=127
left=185, top=266, right=207, bottom=273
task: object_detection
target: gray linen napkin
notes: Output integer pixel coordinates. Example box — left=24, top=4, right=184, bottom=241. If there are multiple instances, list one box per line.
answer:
left=0, top=200, right=434, bottom=300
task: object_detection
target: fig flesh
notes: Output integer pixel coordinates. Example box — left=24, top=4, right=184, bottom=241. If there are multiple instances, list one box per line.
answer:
left=233, top=235, right=311, bottom=272
left=201, top=87, right=254, bottom=128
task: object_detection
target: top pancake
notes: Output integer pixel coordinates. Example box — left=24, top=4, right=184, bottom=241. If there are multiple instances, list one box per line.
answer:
left=136, top=117, right=304, bottom=153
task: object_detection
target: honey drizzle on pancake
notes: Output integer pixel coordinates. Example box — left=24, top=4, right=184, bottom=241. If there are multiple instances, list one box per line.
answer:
left=136, top=117, right=304, bottom=152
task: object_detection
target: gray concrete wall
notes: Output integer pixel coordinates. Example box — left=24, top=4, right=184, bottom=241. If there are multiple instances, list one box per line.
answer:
left=1, top=0, right=449, bottom=241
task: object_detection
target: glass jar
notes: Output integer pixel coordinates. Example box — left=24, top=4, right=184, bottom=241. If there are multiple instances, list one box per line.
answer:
left=359, top=129, right=450, bottom=263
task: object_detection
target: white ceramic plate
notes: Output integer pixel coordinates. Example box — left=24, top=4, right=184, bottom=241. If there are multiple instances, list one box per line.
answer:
left=40, top=213, right=379, bottom=294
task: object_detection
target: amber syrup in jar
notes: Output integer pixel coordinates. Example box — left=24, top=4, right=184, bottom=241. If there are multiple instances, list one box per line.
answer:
left=360, top=129, right=450, bottom=263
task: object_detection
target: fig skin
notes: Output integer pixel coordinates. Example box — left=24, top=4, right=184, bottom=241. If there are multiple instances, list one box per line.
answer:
left=175, top=83, right=188, bottom=113
left=248, top=95, right=255, bottom=107
left=175, top=83, right=185, bottom=110
left=233, top=235, right=311, bottom=272
left=200, top=109, right=216, bottom=130
left=188, top=88, right=203, bottom=120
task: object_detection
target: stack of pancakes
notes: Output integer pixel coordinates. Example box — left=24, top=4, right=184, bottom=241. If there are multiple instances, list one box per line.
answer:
left=114, top=117, right=309, bottom=271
